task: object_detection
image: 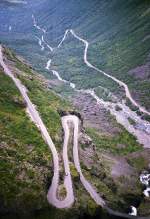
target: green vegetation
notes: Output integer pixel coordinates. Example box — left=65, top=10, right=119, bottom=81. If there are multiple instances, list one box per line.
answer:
left=5, top=47, right=72, bottom=150
left=87, top=199, right=98, bottom=216
left=70, top=163, right=79, bottom=179
left=0, top=48, right=73, bottom=216
left=58, top=185, right=67, bottom=199
left=127, top=156, right=149, bottom=172
left=86, top=127, right=142, bottom=155
left=51, top=38, right=121, bottom=95
left=44, top=0, right=150, bottom=111
left=138, top=200, right=150, bottom=217
left=0, top=69, right=52, bottom=212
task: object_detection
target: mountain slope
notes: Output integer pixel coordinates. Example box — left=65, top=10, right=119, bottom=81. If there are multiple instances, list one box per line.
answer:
left=0, top=0, right=150, bottom=218
left=0, top=0, right=150, bottom=110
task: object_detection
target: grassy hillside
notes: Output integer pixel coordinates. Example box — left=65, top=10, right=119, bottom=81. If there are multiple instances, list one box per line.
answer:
left=0, top=67, right=52, bottom=215
left=0, top=47, right=76, bottom=219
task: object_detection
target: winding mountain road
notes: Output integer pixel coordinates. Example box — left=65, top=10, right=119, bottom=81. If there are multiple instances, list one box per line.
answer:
left=32, top=15, right=150, bottom=116
left=69, top=30, right=150, bottom=116
left=0, top=45, right=105, bottom=208
left=1, top=14, right=150, bottom=217
left=1, top=45, right=150, bottom=218
left=34, top=25, right=150, bottom=148
left=0, top=45, right=74, bottom=209
left=0, top=14, right=148, bottom=218
left=62, top=115, right=105, bottom=206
